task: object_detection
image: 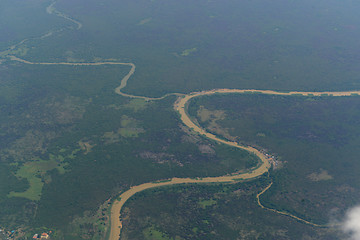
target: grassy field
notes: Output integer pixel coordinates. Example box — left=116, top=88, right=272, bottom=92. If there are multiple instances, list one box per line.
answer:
left=0, top=64, right=256, bottom=236
left=8, top=158, right=67, bottom=201
left=1, top=0, right=360, bottom=238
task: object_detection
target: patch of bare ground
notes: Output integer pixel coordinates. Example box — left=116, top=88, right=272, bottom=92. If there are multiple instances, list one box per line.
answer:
left=78, top=139, right=96, bottom=154
left=197, top=105, right=236, bottom=141
left=308, top=169, right=333, bottom=181
left=1, top=130, right=56, bottom=162
left=44, top=96, right=87, bottom=124
left=335, top=184, right=355, bottom=194
left=0, top=96, right=88, bottom=163
left=18, top=95, right=87, bottom=128
left=139, top=151, right=183, bottom=167
left=198, top=144, right=215, bottom=155
left=197, top=105, right=225, bottom=122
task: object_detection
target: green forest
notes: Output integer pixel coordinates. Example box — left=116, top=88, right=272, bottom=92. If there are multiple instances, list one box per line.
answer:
left=1, top=0, right=360, bottom=239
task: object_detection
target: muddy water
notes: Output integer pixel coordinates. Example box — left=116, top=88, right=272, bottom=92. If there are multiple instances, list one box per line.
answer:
left=110, top=88, right=359, bottom=239
left=2, top=2, right=346, bottom=239
left=8, top=56, right=358, bottom=239
left=109, top=91, right=273, bottom=240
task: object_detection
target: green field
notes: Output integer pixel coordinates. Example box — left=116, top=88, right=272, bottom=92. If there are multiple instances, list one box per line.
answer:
left=1, top=0, right=360, bottom=239
left=0, top=63, right=256, bottom=237
left=8, top=157, right=68, bottom=201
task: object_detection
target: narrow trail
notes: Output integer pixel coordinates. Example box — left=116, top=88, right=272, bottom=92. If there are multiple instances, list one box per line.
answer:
left=2, top=2, right=359, bottom=240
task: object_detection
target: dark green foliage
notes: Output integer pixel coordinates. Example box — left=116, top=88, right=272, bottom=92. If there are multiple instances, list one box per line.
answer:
left=0, top=0, right=66, bottom=49
left=1, top=0, right=360, bottom=238
left=18, top=0, right=357, bottom=96
left=122, top=180, right=344, bottom=239
left=189, top=94, right=360, bottom=224
left=0, top=164, right=28, bottom=201
left=0, top=64, right=254, bottom=234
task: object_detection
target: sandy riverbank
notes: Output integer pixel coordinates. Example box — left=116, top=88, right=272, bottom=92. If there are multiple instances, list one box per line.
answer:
left=7, top=56, right=358, bottom=239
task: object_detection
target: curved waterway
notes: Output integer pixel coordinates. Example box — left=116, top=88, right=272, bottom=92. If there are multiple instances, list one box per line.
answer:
left=1, top=2, right=354, bottom=239
left=111, top=88, right=360, bottom=239
left=7, top=56, right=360, bottom=239
left=7, top=56, right=359, bottom=239
left=0, top=1, right=81, bottom=59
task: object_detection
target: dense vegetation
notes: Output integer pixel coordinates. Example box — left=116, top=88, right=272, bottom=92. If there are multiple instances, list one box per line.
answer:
left=5, top=0, right=360, bottom=96
left=0, top=0, right=66, bottom=50
left=0, top=64, right=256, bottom=238
left=1, top=0, right=360, bottom=239
left=188, top=94, right=360, bottom=224
left=121, top=179, right=344, bottom=240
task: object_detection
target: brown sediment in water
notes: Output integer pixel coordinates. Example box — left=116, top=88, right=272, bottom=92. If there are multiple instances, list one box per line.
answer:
left=8, top=56, right=358, bottom=239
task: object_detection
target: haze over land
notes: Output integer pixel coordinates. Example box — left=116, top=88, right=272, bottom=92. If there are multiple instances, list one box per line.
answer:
left=1, top=0, right=360, bottom=239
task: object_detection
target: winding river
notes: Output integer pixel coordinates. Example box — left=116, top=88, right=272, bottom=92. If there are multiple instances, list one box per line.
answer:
left=109, top=71, right=360, bottom=239
left=2, top=2, right=359, bottom=239
left=6, top=55, right=359, bottom=239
